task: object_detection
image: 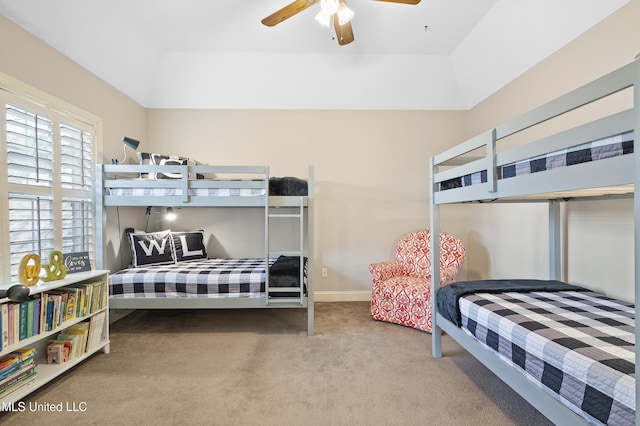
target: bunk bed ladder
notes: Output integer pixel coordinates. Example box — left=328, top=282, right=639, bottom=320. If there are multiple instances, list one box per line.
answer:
left=266, top=196, right=306, bottom=306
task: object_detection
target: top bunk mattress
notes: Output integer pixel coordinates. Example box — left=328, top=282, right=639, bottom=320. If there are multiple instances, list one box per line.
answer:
left=440, top=131, right=634, bottom=191
left=99, top=159, right=313, bottom=206
left=108, top=186, right=266, bottom=197
left=106, top=176, right=308, bottom=197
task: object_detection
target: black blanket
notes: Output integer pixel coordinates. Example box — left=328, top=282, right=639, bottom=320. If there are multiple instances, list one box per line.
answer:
left=269, top=177, right=308, bottom=196
left=437, top=279, right=589, bottom=327
left=268, top=255, right=307, bottom=288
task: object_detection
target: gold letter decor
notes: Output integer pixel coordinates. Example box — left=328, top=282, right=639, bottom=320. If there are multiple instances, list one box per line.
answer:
left=41, top=251, right=67, bottom=282
left=19, top=254, right=41, bottom=286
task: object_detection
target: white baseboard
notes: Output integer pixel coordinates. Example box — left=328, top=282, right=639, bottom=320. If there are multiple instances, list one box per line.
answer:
left=313, top=291, right=371, bottom=303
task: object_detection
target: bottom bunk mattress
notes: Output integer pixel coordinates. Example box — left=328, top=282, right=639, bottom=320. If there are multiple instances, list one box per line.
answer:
left=109, top=257, right=307, bottom=299
left=437, top=280, right=635, bottom=426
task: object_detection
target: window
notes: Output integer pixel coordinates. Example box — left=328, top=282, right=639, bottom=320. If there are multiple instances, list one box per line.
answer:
left=1, top=77, right=100, bottom=283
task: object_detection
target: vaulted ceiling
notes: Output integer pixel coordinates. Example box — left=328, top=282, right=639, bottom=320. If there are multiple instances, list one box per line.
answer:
left=0, top=0, right=629, bottom=109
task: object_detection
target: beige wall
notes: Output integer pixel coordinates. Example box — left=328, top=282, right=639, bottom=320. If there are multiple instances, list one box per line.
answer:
left=0, top=14, right=148, bottom=273
left=0, top=15, right=147, bottom=160
left=464, top=0, right=640, bottom=301
left=2, top=0, right=638, bottom=300
left=147, top=109, right=468, bottom=298
left=0, top=13, right=469, bottom=299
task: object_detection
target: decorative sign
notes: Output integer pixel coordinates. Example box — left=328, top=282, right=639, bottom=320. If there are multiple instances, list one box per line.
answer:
left=63, top=251, right=92, bottom=274
left=41, top=251, right=67, bottom=282
left=19, top=254, right=41, bottom=286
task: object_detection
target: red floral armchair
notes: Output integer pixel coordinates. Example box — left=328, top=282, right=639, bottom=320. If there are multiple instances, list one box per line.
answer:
left=370, top=229, right=466, bottom=333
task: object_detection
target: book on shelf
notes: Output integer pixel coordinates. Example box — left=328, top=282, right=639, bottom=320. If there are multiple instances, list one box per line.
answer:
left=0, top=370, right=37, bottom=397
left=45, top=315, right=104, bottom=363
left=0, top=278, right=107, bottom=352
left=0, top=360, right=35, bottom=389
left=0, top=348, right=36, bottom=374
left=18, top=303, right=27, bottom=341
left=87, top=311, right=107, bottom=350
left=1, top=304, right=8, bottom=350
left=65, top=279, right=108, bottom=316
left=0, top=348, right=37, bottom=398
left=65, top=284, right=90, bottom=318
left=55, top=332, right=84, bottom=359
left=69, top=322, right=89, bottom=354
left=32, top=296, right=41, bottom=336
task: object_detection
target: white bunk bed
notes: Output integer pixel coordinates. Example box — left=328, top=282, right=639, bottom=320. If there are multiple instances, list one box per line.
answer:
left=96, top=164, right=315, bottom=335
left=429, top=57, right=639, bottom=425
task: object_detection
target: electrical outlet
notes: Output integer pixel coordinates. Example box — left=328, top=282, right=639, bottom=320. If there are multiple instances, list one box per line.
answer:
left=321, top=267, right=328, bottom=278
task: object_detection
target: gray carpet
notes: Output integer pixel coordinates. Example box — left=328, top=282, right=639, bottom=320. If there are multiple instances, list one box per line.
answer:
left=1, top=302, right=552, bottom=425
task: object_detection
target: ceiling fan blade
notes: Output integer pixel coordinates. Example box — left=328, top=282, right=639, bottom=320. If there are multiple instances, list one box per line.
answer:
left=262, top=0, right=318, bottom=27
left=333, top=13, right=354, bottom=46
left=375, top=0, right=421, bottom=4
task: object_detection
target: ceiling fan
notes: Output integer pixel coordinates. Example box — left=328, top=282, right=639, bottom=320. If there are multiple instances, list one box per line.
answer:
left=262, top=0, right=421, bottom=46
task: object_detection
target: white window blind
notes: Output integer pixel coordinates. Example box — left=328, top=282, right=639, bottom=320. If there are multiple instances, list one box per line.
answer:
left=2, top=95, right=97, bottom=282
left=6, top=104, right=53, bottom=186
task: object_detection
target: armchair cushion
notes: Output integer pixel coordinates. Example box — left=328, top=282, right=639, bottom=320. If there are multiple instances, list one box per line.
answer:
left=370, top=229, right=465, bottom=333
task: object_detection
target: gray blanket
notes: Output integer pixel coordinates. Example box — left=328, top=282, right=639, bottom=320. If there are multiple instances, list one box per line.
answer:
left=437, top=279, right=588, bottom=327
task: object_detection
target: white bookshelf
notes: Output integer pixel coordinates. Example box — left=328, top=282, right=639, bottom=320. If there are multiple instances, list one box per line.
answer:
left=0, top=270, right=110, bottom=405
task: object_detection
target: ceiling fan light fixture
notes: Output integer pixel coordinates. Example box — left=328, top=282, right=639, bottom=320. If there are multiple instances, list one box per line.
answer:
left=337, top=2, right=354, bottom=26
left=314, top=10, right=331, bottom=27
left=320, top=0, right=339, bottom=16
left=262, top=0, right=419, bottom=46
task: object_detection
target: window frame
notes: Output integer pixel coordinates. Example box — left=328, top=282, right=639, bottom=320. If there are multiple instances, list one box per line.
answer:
left=0, top=72, right=103, bottom=284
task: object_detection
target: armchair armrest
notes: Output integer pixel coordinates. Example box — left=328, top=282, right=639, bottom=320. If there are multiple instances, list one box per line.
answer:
left=369, top=260, right=404, bottom=287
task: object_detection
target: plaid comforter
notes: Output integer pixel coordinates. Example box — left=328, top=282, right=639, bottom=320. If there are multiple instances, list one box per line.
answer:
left=108, top=187, right=266, bottom=197
left=109, top=258, right=275, bottom=299
left=460, top=290, right=635, bottom=425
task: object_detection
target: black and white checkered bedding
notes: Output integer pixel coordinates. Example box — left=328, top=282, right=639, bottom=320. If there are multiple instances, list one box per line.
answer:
left=108, top=177, right=308, bottom=197
left=109, top=258, right=276, bottom=299
left=440, top=130, right=634, bottom=190
left=460, top=290, right=635, bottom=425
left=108, top=186, right=266, bottom=197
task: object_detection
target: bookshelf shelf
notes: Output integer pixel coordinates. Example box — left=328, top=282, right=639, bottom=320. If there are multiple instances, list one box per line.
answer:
left=0, top=270, right=110, bottom=405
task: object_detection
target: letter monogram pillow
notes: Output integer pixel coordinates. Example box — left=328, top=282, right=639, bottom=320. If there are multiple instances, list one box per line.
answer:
left=130, top=231, right=175, bottom=267
left=171, top=231, right=208, bottom=263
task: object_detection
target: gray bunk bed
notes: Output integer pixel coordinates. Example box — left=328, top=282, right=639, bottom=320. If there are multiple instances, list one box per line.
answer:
left=96, top=164, right=315, bottom=335
left=429, top=57, right=638, bottom=425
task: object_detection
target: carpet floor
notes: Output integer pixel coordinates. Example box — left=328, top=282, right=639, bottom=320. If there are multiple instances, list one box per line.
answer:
left=0, top=302, right=552, bottom=426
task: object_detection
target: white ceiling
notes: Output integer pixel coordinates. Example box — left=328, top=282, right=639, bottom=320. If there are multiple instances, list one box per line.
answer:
left=0, top=0, right=629, bottom=110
